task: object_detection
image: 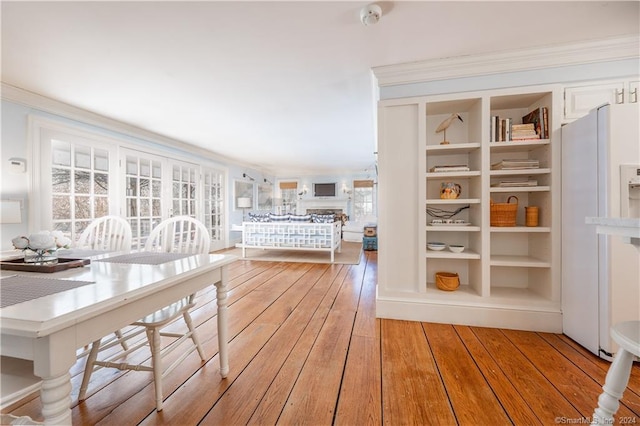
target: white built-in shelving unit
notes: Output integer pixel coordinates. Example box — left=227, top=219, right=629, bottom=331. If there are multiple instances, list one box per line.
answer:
left=376, top=84, right=562, bottom=332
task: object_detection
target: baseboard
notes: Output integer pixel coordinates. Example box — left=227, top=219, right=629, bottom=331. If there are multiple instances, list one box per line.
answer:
left=376, top=298, right=562, bottom=333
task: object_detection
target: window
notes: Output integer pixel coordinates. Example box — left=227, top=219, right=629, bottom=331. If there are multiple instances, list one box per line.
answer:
left=279, top=181, right=298, bottom=213
left=39, top=127, right=118, bottom=241
left=203, top=167, right=224, bottom=248
left=123, top=149, right=164, bottom=249
left=352, top=179, right=375, bottom=218
left=34, top=119, right=227, bottom=251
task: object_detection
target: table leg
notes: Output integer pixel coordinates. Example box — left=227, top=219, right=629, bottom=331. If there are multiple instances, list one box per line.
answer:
left=591, top=348, right=635, bottom=425
left=33, top=330, right=76, bottom=425
left=215, top=265, right=229, bottom=378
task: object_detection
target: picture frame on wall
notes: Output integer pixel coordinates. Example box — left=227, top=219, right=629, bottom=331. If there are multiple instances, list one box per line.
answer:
left=257, top=182, right=273, bottom=211
left=234, top=180, right=254, bottom=210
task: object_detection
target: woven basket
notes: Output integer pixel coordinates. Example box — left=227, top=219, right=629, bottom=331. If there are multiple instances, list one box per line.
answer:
left=490, top=196, right=518, bottom=227
left=435, top=272, right=460, bottom=291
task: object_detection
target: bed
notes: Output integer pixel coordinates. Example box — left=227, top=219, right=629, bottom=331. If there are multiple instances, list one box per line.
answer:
left=241, top=214, right=342, bottom=262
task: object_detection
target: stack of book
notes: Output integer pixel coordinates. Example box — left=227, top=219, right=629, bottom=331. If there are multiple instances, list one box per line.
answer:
left=491, top=159, right=539, bottom=170
left=429, top=164, right=470, bottom=172
left=491, top=179, right=538, bottom=188
left=511, top=123, right=538, bottom=141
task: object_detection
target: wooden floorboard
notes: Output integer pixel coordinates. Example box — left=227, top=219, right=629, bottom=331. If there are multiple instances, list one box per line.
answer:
left=4, top=250, right=640, bottom=425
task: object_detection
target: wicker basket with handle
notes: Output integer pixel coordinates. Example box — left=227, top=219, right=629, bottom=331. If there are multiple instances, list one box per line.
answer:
left=435, top=272, right=460, bottom=291
left=490, top=195, right=518, bottom=227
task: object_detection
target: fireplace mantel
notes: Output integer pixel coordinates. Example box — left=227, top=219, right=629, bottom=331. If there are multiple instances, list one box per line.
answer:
left=297, top=197, right=350, bottom=214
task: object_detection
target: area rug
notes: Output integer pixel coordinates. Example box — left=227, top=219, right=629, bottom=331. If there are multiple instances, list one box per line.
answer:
left=221, top=241, right=363, bottom=265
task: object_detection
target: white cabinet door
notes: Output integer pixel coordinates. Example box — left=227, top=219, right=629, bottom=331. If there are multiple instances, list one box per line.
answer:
left=564, top=81, right=624, bottom=120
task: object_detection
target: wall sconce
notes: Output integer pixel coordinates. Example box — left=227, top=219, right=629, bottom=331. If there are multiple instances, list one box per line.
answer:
left=243, top=173, right=255, bottom=181
left=1, top=200, right=22, bottom=224
left=298, top=185, right=308, bottom=196
left=342, top=183, right=352, bottom=194
left=237, top=197, right=252, bottom=221
left=264, top=178, right=272, bottom=184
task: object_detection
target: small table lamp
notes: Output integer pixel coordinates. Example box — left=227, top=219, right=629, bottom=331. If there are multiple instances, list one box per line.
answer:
left=237, top=197, right=252, bottom=222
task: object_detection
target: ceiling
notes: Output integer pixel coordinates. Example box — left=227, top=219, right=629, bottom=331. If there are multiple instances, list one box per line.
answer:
left=2, top=1, right=638, bottom=176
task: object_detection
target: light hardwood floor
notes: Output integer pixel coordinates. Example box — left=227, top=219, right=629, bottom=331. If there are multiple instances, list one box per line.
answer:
left=5, top=250, right=640, bottom=425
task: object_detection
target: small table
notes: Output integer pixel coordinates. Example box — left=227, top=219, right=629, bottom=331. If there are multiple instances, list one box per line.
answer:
left=1, top=252, right=236, bottom=425
left=586, top=217, right=640, bottom=425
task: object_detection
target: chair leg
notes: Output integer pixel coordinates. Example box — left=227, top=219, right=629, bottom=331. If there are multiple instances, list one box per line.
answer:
left=183, top=311, right=206, bottom=361
left=146, top=327, right=164, bottom=412
left=114, top=329, right=129, bottom=351
left=78, top=339, right=102, bottom=401
left=591, top=348, right=635, bottom=424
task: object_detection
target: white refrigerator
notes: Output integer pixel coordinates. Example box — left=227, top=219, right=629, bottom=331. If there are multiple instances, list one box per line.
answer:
left=561, top=103, right=640, bottom=359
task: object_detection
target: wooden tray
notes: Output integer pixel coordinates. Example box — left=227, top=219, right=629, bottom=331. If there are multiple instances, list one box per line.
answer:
left=0, top=257, right=90, bottom=273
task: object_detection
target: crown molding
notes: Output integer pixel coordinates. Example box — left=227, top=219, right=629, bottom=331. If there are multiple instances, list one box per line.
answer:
left=372, top=35, right=640, bottom=87
left=0, top=82, right=272, bottom=173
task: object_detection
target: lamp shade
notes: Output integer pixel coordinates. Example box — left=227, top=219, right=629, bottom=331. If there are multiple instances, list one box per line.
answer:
left=1, top=200, right=22, bottom=224
left=237, top=197, right=252, bottom=208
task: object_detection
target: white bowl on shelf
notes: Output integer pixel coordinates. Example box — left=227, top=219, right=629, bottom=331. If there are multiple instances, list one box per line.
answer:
left=427, top=242, right=446, bottom=251
left=449, top=244, right=465, bottom=253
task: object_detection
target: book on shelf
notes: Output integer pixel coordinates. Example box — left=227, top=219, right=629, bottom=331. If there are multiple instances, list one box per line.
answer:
left=490, top=116, right=498, bottom=142
left=491, top=159, right=539, bottom=170
left=511, top=123, right=535, bottom=132
left=430, top=164, right=470, bottom=172
left=491, top=179, right=538, bottom=187
left=501, top=118, right=511, bottom=142
left=522, top=106, right=549, bottom=139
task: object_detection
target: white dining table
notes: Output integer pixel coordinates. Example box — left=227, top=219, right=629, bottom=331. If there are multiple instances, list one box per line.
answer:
left=0, top=251, right=236, bottom=425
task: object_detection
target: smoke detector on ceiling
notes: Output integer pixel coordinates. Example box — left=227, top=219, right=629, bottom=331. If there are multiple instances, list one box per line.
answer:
left=360, top=4, right=382, bottom=26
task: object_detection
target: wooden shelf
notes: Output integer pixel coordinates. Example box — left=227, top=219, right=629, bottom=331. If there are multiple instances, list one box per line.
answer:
left=426, top=142, right=481, bottom=154
left=425, top=198, right=480, bottom=205
left=490, top=226, right=550, bottom=233
left=426, top=250, right=481, bottom=259
left=426, top=171, right=481, bottom=179
left=489, top=255, right=550, bottom=267
left=489, top=139, right=550, bottom=153
left=490, top=168, right=550, bottom=176
left=490, top=186, right=550, bottom=193
left=426, top=225, right=481, bottom=232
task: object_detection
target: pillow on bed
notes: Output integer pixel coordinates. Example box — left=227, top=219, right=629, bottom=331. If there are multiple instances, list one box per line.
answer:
left=311, top=213, right=335, bottom=223
left=289, top=214, right=312, bottom=223
left=248, top=212, right=270, bottom=222
left=269, top=213, right=291, bottom=222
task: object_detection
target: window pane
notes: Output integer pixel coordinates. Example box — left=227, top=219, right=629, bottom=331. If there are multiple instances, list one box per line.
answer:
left=127, top=198, right=138, bottom=217
left=75, top=196, right=91, bottom=219
left=52, top=168, right=70, bottom=193
left=75, top=221, right=90, bottom=237
left=94, top=149, right=109, bottom=171
left=140, top=178, right=150, bottom=197
left=152, top=161, right=161, bottom=178
left=140, top=159, right=150, bottom=177
left=75, top=146, right=91, bottom=169
left=152, top=199, right=161, bottom=216
left=52, top=140, right=71, bottom=166
left=127, top=177, right=138, bottom=196
left=74, top=171, right=91, bottom=194
left=53, top=222, right=71, bottom=233
left=152, top=180, right=161, bottom=197
left=127, top=157, right=138, bottom=175
left=95, top=197, right=108, bottom=217
left=173, top=166, right=181, bottom=181
left=94, top=173, right=108, bottom=195
left=173, top=182, right=180, bottom=198
left=140, top=198, right=150, bottom=216
left=52, top=196, right=70, bottom=220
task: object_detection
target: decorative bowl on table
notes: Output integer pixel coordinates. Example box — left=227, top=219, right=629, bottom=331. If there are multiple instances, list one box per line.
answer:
left=449, top=244, right=465, bottom=253
left=427, top=242, right=446, bottom=251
